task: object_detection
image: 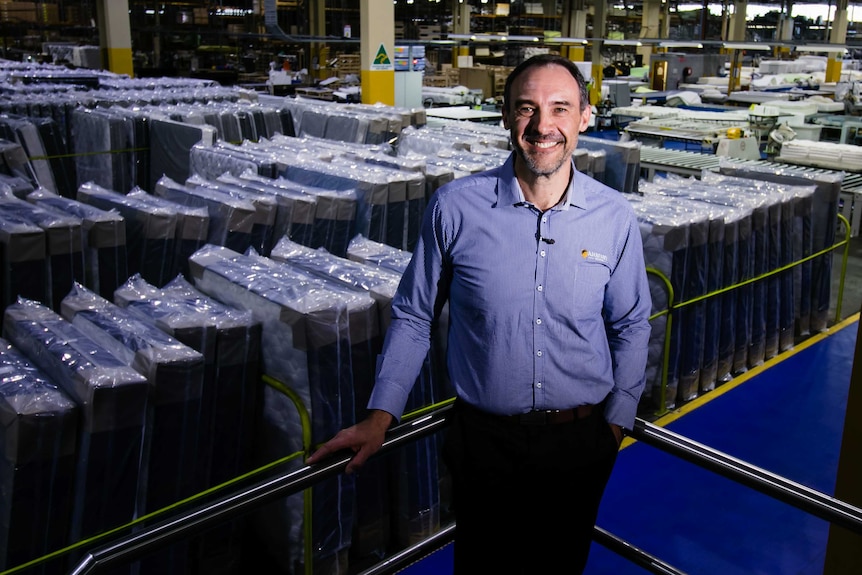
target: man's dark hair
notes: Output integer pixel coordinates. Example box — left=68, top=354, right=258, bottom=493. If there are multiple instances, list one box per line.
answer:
left=503, top=54, right=589, bottom=113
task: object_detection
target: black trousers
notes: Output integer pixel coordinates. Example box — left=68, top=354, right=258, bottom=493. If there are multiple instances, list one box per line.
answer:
left=442, top=400, right=619, bottom=575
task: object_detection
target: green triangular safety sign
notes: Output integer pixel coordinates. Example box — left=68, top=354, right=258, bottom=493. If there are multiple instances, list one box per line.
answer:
left=374, top=44, right=391, bottom=66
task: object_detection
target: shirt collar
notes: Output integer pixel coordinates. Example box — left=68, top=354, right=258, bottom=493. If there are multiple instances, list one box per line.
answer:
left=497, top=152, right=588, bottom=211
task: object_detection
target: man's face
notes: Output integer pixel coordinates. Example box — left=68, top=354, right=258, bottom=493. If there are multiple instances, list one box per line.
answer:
left=502, top=64, right=592, bottom=178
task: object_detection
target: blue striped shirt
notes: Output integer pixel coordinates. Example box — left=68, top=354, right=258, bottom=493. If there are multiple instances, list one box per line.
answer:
left=369, top=153, right=652, bottom=429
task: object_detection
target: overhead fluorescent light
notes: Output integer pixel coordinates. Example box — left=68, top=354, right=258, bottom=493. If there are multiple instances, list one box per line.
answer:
left=604, top=39, right=643, bottom=47
left=545, top=37, right=589, bottom=44
left=723, top=42, right=772, bottom=51
left=794, top=44, right=847, bottom=53
left=659, top=41, right=703, bottom=48
left=447, top=33, right=536, bottom=42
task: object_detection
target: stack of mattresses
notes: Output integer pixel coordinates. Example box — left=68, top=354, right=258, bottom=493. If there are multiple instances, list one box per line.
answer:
left=114, top=273, right=261, bottom=575
left=396, top=120, right=509, bottom=156
left=0, top=338, right=78, bottom=573
left=329, top=155, right=426, bottom=252
left=717, top=160, right=840, bottom=335
left=59, top=282, right=205, bottom=573
left=269, top=237, right=393, bottom=560
left=185, top=174, right=278, bottom=257
left=0, top=213, right=46, bottom=314
left=344, top=234, right=451, bottom=543
left=2, top=298, right=149, bottom=552
left=0, top=195, right=84, bottom=311
left=216, top=171, right=318, bottom=250
left=187, top=244, right=376, bottom=573
left=285, top=135, right=430, bottom=251
left=147, top=117, right=217, bottom=192
left=0, top=115, right=58, bottom=195
left=626, top=195, right=690, bottom=411
left=701, top=172, right=817, bottom=354
left=113, top=273, right=261, bottom=489
left=208, top=149, right=359, bottom=258
left=577, top=134, right=641, bottom=194
left=257, top=136, right=396, bottom=252
left=277, top=154, right=387, bottom=255
left=71, top=107, right=141, bottom=194
left=346, top=233, right=415, bottom=271
left=76, top=182, right=177, bottom=287
left=653, top=177, right=773, bottom=370
left=629, top=193, right=711, bottom=405
left=126, top=188, right=209, bottom=282
left=249, top=95, right=298, bottom=138
left=641, top=173, right=818, bottom=390
left=0, top=115, right=77, bottom=197
left=270, top=237, right=446, bottom=553
left=345, top=233, right=453, bottom=400
left=14, top=115, right=75, bottom=198
left=189, top=140, right=280, bottom=180
left=0, top=139, right=37, bottom=187
left=152, top=175, right=255, bottom=256
left=643, top=193, right=726, bottom=395
left=421, top=146, right=511, bottom=172
left=26, top=189, right=127, bottom=300
left=677, top=200, right=746, bottom=387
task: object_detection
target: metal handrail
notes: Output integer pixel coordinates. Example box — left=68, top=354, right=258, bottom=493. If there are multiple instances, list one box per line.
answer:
left=62, top=402, right=862, bottom=575
left=630, top=418, right=862, bottom=534
left=67, top=407, right=453, bottom=575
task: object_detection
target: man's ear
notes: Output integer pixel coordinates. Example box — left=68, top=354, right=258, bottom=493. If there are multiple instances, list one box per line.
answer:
left=501, top=107, right=510, bottom=129
left=578, top=105, right=592, bottom=133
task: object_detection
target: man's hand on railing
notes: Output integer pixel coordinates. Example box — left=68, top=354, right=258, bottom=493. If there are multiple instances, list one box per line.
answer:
left=305, top=409, right=394, bottom=474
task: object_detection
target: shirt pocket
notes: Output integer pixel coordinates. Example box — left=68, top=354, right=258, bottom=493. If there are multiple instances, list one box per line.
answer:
left=572, top=261, right=610, bottom=317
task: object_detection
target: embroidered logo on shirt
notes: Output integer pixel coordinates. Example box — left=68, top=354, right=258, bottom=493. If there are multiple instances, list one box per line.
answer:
left=581, top=249, right=608, bottom=263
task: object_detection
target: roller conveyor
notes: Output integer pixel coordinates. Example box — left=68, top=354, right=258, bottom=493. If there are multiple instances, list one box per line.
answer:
left=625, top=117, right=751, bottom=150
left=638, top=146, right=723, bottom=178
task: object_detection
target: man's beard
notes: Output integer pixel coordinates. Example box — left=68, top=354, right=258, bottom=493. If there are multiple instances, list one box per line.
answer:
left=513, top=141, right=569, bottom=177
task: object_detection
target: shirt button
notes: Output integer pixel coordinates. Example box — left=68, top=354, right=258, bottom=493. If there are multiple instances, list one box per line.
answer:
left=536, top=382, right=542, bottom=388
left=536, top=318, right=542, bottom=325
left=540, top=250, right=546, bottom=257
left=542, top=216, right=548, bottom=223
left=537, top=350, right=542, bottom=357
left=537, top=285, right=543, bottom=292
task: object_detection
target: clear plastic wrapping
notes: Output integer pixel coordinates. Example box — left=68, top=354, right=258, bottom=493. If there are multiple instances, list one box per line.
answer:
left=2, top=297, right=149, bottom=542
left=187, top=243, right=377, bottom=571
left=76, top=181, right=178, bottom=287
left=26, top=188, right=127, bottom=300
left=0, top=337, right=78, bottom=570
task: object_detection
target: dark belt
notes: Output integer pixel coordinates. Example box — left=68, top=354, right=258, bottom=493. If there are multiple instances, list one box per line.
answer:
left=508, top=405, right=595, bottom=425
left=458, top=400, right=595, bottom=426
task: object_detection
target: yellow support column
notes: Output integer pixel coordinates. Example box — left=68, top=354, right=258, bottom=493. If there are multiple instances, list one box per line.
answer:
left=360, top=0, right=395, bottom=106
left=826, top=0, right=849, bottom=83
left=638, top=0, right=662, bottom=68
left=589, top=0, right=607, bottom=105
left=97, top=0, right=133, bottom=76
left=726, top=0, right=748, bottom=95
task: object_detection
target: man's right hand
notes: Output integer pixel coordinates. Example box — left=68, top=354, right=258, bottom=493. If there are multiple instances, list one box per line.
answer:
left=305, top=409, right=394, bottom=474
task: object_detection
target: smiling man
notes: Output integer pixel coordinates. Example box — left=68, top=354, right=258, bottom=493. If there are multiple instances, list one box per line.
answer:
left=307, top=54, right=652, bottom=574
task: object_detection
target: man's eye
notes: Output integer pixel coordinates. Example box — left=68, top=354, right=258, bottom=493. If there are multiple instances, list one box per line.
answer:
left=554, top=107, right=571, bottom=115
left=516, top=106, right=535, bottom=117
